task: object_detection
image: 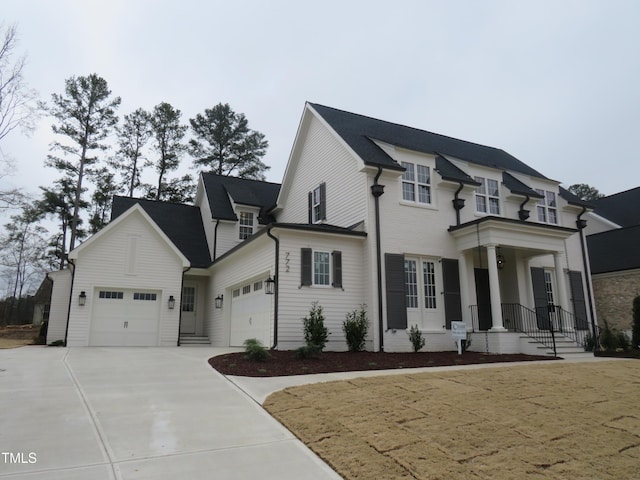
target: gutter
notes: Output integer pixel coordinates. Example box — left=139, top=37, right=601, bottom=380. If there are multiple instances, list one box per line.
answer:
left=371, top=167, right=385, bottom=352
left=63, top=258, right=76, bottom=347
left=577, top=207, right=599, bottom=351
left=266, top=226, right=279, bottom=350
left=453, top=182, right=465, bottom=226
left=212, top=219, right=219, bottom=261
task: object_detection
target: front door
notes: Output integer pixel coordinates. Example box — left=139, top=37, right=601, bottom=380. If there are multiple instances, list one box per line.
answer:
left=180, top=284, right=197, bottom=334
left=474, top=269, right=492, bottom=331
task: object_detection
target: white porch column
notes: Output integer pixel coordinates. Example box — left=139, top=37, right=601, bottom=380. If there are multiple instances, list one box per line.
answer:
left=486, top=244, right=506, bottom=331
left=553, top=252, right=570, bottom=329
left=458, top=252, right=470, bottom=325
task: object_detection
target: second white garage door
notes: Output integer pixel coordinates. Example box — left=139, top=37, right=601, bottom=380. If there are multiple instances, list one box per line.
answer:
left=229, top=281, right=271, bottom=347
left=90, top=289, right=161, bottom=346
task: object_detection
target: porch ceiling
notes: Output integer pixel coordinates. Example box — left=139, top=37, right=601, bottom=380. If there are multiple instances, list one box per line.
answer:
left=448, top=216, right=577, bottom=253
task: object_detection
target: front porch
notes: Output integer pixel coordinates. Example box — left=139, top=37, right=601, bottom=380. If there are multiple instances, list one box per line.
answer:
left=449, top=216, right=595, bottom=356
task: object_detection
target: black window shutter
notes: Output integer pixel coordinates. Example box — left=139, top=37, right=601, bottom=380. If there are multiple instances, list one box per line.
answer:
left=569, top=271, right=589, bottom=330
left=531, top=267, right=550, bottom=329
left=301, top=248, right=312, bottom=286
left=320, top=182, right=327, bottom=220
left=442, top=259, right=462, bottom=329
left=385, top=253, right=407, bottom=329
left=308, top=192, right=312, bottom=224
left=332, top=251, right=342, bottom=288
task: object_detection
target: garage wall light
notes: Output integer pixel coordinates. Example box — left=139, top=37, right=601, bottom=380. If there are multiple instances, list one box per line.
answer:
left=265, top=275, right=276, bottom=295
left=215, top=295, right=223, bottom=309
left=168, top=295, right=176, bottom=310
left=78, top=291, right=87, bottom=306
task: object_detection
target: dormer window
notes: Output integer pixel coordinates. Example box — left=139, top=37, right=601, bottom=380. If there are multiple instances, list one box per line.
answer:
left=238, top=211, right=254, bottom=239
left=401, top=162, right=431, bottom=204
left=535, top=189, right=558, bottom=224
left=474, top=177, right=500, bottom=215
left=308, top=182, right=326, bottom=223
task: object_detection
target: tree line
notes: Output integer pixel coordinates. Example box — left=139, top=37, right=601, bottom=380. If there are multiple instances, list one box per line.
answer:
left=0, top=25, right=269, bottom=316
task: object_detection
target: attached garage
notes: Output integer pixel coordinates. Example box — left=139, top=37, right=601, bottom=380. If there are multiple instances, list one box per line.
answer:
left=229, top=280, right=271, bottom=347
left=89, top=288, right=162, bottom=346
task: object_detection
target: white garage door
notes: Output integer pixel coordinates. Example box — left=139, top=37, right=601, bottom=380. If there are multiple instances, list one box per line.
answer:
left=90, top=289, right=161, bottom=346
left=229, top=281, right=271, bottom=347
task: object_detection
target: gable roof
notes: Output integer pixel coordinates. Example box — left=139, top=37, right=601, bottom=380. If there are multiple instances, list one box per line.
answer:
left=308, top=103, right=548, bottom=179
left=111, top=196, right=211, bottom=268
left=591, top=187, right=640, bottom=227
left=201, top=173, right=281, bottom=224
left=587, top=224, right=640, bottom=274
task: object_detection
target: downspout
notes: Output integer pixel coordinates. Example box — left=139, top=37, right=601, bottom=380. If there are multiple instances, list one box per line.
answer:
left=577, top=207, right=599, bottom=351
left=518, top=195, right=531, bottom=221
left=63, top=258, right=76, bottom=347
left=177, top=266, right=192, bottom=346
left=453, top=182, right=464, bottom=226
left=371, top=167, right=385, bottom=352
left=212, top=219, right=220, bottom=261
left=266, top=226, right=279, bottom=350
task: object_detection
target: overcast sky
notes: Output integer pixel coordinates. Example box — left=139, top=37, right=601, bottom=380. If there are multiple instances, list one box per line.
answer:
left=2, top=0, right=639, bottom=224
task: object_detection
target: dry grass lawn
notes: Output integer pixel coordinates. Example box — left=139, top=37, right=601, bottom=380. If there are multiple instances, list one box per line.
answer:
left=264, top=360, right=640, bottom=479
left=0, top=338, right=33, bottom=349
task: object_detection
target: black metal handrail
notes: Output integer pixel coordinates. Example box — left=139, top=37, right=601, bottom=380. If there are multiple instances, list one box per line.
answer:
left=470, top=303, right=558, bottom=356
left=555, top=306, right=598, bottom=351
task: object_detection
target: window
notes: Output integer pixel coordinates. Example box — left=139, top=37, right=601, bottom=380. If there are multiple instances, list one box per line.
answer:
left=314, top=251, right=330, bottom=285
left=232, top=288, right=240, bottom=298
left=544, top=270, right=555, bottom=305
left=182, top=287, right=195, bottom=312
left=239, top=211, right=254, bottom=240
left=535, top=189, right=558, bottom=224
left=133, top=292, right=157, bottom=301
left=99, top=291, right=123, bottom=299
left=253, top=280, right=263, bottom=291
left=401, top=162, right=431, bottom=204
left=308, top=183, right=326, bottom=223
left=475, top=177, right=500, bottom=214
left=423, top=261, right=437, bottom=309
left=242, top=285, right=251, bottom=295
left=404, top=260, right=419, bottom=308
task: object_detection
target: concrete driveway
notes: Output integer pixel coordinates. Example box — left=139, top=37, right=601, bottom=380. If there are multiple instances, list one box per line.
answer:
left=0, top=347, right=340, bottom=480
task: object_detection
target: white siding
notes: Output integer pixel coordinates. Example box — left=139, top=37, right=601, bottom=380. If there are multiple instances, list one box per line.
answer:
left=196, top=178, right=218, bottom=259
left=208, top=236, right=276, bottom=347
left=277, top=231, right=367, bottom=351
left=278, top=114, right=368, bottom=228
left=214, top=221, right=240, bottom=259
left=66, top=210, right=184, bottom=346
left=46, top=269, right=72, bottom=344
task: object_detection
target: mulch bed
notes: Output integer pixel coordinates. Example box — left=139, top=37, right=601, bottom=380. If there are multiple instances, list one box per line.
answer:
left=208, top=350, right=559, bottom=377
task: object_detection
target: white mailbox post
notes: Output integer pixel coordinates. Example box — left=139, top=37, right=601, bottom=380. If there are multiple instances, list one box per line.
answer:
left=451, top=321, right=467, bottom=355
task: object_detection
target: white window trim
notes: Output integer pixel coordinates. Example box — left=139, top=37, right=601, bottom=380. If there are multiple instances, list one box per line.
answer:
left=535, top=189, right=558, bottom=225
left=312, top=250, right=331, bottom=287
left=238, top=210, right=255, bottom=240
left=312, top=186, right=322, bottom=224
left=400, top=161, right=434, bottom=207
left=474, top=176, right=501, bottom=216
left=404, top=256, right=440, bottom=311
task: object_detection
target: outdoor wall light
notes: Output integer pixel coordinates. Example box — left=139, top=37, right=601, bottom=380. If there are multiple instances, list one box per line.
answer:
left=496, top=253, right=506, bottom=270
left=168, top=295, right=176, bottom=310
left=78, top=291, right=87, bottom=306
left=265, top=275, right=276, bottom=295
left=214, top=295, right=223, bottom=309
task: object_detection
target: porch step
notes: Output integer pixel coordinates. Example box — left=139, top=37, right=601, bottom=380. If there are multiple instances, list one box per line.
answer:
left=524, top=335, right=586, bottom=356
left=180, top=336, right=210, bottom=346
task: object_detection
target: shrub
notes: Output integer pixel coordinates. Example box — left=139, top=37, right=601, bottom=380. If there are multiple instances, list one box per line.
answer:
left=583, top=332, right=596, bottom=352
left=633, top=295, right=640, bottom=350
left=408, top=324, right=425, bottom=352
left=599, top=320, right=618, bottom=351
left=616, top=330, right=630, bottom=351
left=295, top=344, right=321, bottom=359
left=343, top=305, right=368, bottom=352
left=302, top=302, right=328, bottom=352
left=243, top=338, right=270, bottom=362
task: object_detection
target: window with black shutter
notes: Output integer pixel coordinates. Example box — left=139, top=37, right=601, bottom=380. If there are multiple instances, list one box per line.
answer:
left=301, top=248, right=312, bottom=286
left=385, top=253, right=407, bottom=329
left=332, top=251, right=342, bottom=288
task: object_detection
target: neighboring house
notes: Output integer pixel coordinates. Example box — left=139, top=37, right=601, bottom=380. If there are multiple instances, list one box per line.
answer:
left=31, top=276, right=53, bottom=326
left=585, top=187, right=640, bottom=334
left=46, top=103, right=597, bottom=354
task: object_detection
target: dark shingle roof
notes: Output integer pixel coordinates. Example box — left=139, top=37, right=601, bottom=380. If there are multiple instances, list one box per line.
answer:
left=559, top=187, right=594, bottom=208
left=591, top=187, right=640, bottom=227
left=435, top=155, right=480, bottom=185
left=201, top=173, right=281, bottom=224
left=502, top=172, right=544, bottom=199
left=309, top=103, right=548, bottom=179
left=587, top=225, right=640, bottom=274
left=111, top=196, right=211, bottom=268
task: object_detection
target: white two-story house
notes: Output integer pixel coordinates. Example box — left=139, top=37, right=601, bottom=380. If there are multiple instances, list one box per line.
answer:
left=46, top=102, right=596, bottom=354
